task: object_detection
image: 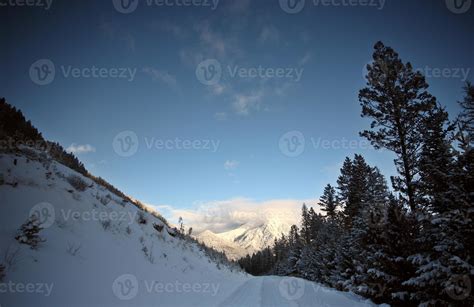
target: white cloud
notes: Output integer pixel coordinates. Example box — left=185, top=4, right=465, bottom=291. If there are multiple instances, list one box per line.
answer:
left=66, top=144, right=96, bottom=154
left=152, top=198, right=317, bottom=233
left=224, top=160, right=239, bottom=170
left=142, top=67, right=177, bottom=88
left=299, top=52, right=312, bottom=66
left=232, top=91, right=264, bottom=115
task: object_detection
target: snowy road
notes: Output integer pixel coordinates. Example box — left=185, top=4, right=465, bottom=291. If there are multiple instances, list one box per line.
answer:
left=217, top=276, right=377, bottom=307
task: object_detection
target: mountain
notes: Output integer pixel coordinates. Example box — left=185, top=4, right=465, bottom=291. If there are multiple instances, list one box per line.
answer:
left=196, top=211, right=297, bottom=260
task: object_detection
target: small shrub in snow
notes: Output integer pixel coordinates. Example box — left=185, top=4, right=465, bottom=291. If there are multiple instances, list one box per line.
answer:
left=141, top=245, right=155, bottom=264
left=137, top=211, right=148, bottom=225
left=67, top=175, right=88, bottom=192
left=15, top=217, right=45, bottom=250
left=99, top=194, right=112, bottom=206
left=0, top=264, right=5, bottom=281
left=0, top=174, right=4, bottom=185
left=126, top=226, right=132, bottom=235
left=153, top=223, right=164, bottom=233
left=66, top=242, right=82, bottom=256
left=101, top=220, right=111, bottom=230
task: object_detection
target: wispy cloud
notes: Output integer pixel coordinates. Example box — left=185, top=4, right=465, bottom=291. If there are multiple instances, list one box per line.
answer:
left=224, top=160, right=239, bottom=170
left=232, top=90, right=265, bottom=115
left=299, top=52, right=312, bottom=66
left=214, top=112, right=228, bottom=121
left=142, top=67, right=178, bottom=89
left=259, top=25, right=280, bottom=44
left=66, top=144, right=96, bottom=154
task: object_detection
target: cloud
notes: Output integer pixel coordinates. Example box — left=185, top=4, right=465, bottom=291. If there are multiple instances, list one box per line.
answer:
left=299, top=52, right=312, bottom=66
left=153, top=198, right=317, bottom=233
left=214, top=112, right=228, bottom=121
left=142, top=67, right=178, bottom=89
left=259, top=25, right=280, bottom=44
left=232, top=90, right=264, bottom=115
left=224, top=160, right=239, bottom=170
left=66, top=144, right=96, bottom=154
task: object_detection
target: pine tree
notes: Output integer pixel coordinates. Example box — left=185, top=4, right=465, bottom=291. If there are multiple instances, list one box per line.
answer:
left=359, top=41, right=436, bottom=211
left=319, top=184, right=338, bottom=220
left=15, top=217, right=45, bottom=249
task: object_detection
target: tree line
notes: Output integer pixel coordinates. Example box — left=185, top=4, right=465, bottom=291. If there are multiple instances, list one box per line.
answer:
left=239, top=42, right=474, bottom=306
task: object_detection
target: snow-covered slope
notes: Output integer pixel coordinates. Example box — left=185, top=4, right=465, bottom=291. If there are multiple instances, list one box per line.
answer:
left=0, top=151, right=244, bottom=306
left=0, top=150, right=381, bottom=306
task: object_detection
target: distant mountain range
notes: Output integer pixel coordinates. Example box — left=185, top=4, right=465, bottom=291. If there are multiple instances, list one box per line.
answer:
left=195, top=209, right=302, bottom=260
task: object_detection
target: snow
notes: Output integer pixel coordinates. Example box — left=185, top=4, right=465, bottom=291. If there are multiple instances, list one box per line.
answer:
left=196, top=216, right=296, bottom=260
left=0, top=152, right=382, bottom=306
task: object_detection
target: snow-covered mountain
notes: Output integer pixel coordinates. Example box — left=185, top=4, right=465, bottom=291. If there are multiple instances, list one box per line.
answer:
left=196, top=210, right=297, bottom=260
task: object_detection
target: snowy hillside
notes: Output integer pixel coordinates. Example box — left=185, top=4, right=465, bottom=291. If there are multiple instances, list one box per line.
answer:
left=0, top=149, right=381, bottom=306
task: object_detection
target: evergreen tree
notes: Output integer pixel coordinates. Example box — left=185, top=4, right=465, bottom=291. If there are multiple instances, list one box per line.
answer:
left=319, top=184, right=338, bottom=220
left=359, top=41, right=437, bottom=211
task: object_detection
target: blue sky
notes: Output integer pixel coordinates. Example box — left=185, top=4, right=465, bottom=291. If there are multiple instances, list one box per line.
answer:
left=2, top=0, right=473, bottom=222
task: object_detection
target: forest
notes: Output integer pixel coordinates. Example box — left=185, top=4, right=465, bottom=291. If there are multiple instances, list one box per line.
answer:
left=238, top=42, right=474, bottom=306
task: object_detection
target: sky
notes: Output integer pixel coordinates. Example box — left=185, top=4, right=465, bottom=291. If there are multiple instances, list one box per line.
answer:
left=2, top=0, right=473, bottom=228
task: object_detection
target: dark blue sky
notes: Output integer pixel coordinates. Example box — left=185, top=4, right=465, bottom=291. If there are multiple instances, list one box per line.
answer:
left=2, top=0, right=473, bottom=216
